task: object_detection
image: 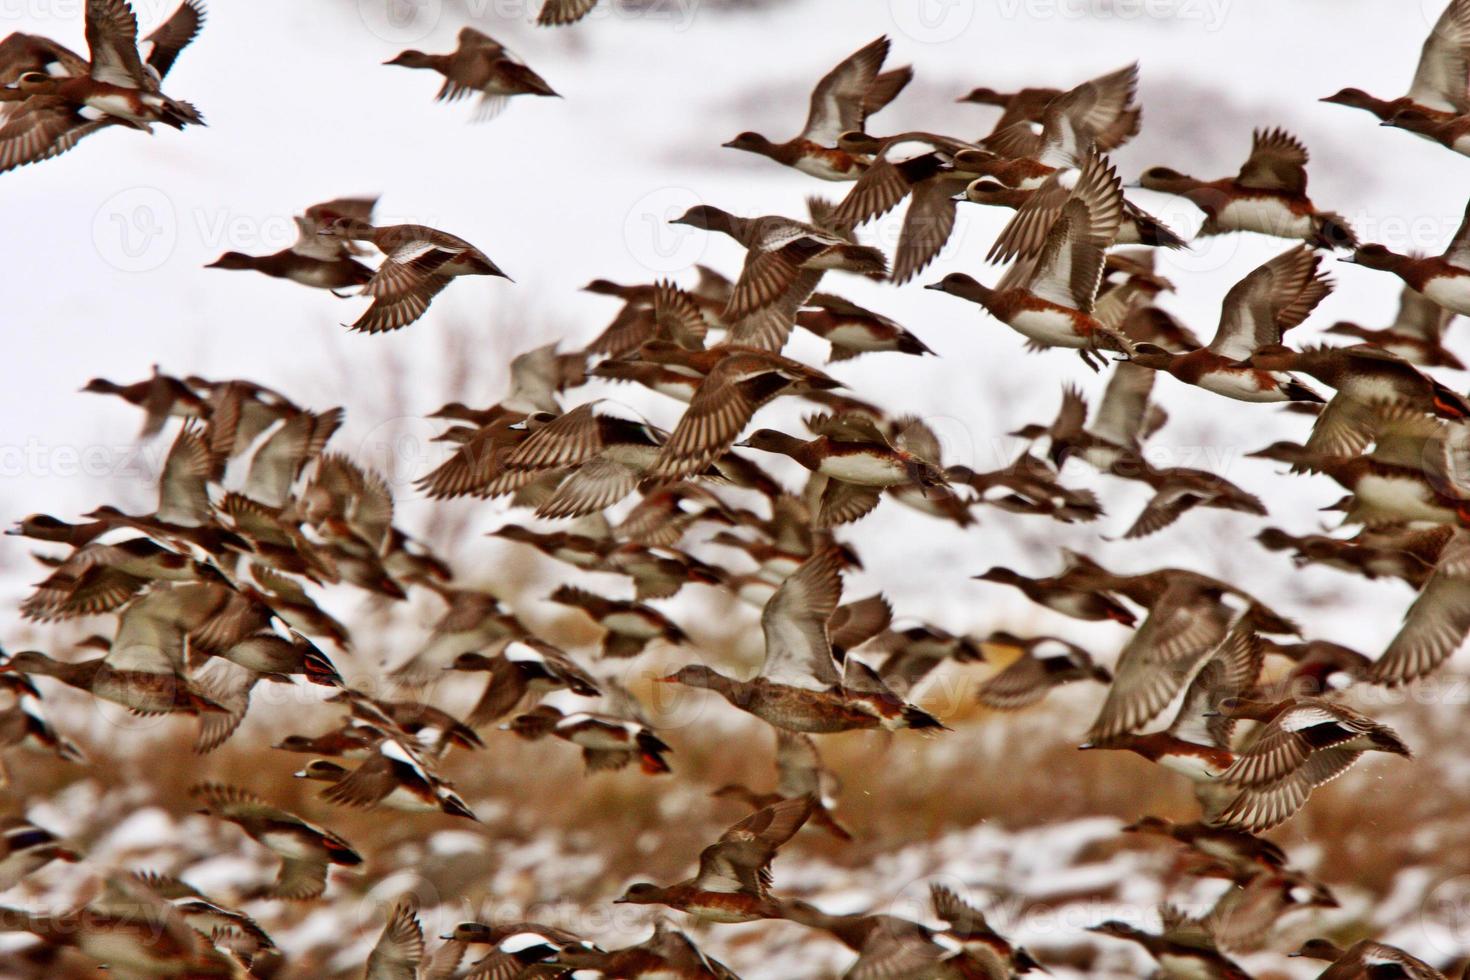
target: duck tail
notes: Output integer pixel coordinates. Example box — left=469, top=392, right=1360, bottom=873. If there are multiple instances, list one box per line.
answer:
left=1313, top=212, right=1358, bottom=250
left=901, top=704, right=948, bottom=731
left=303, top=647, right=343, bottom=688
left=1133, top=211, right=1188, bottom=250
left=163, top=98, right=206, bottom=128
left=1283, top=378, right=1325, bottom=403
left=1430, top=380, right=1470, bottom=420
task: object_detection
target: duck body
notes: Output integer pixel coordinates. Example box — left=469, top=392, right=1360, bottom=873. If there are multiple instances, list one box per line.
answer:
left=207, top=248, right=373, bottom=291
left=1164, top=348, right=1316, bottom=403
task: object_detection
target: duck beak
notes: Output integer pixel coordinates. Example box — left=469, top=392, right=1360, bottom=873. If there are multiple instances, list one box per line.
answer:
left=923, top=282, right=945, bottom=291
left=1077, top=742, right=1097, bottom=750
left=1337, top=254, right=1358, bottom=264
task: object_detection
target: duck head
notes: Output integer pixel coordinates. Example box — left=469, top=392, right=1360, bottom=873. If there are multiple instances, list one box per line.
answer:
left=446, top=651, right=499, bottom=672
left=1319, top=87, right=1385, bottom=111
left=737, top=428, right=807, bottom=458
left=383, top=50, right=436, bottom=69
left=292, top=760, right=348, bottom=782
left=1288, top=938, right=1345, bottom=961
left=1125, top=342, right=1175, bottom=370
left=962, top=177, right=1025, bottom=206
left=722, top=131, right=774, bottom=154
left=669, top=205, right=734, bottom=232
left=1120, top=815, right=1172, bottom=836
left=657, top=663, right=727, bottom=690
left=613, top=882, right=665, bottom=905
left=1340, top=243, right=1400, bottom=269
left=440, top=922, right=496, bottom=943
left=957, top=86, right=1008, bottom=106
left=1136, top=166, right=1196, bottom=193
left=924, top=272, right=990, bottom=302
left=204, top=252, right=259, bottom=270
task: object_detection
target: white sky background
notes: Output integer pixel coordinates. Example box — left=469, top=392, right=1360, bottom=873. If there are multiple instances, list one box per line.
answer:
left=3, top=0, right=1469, bottom=661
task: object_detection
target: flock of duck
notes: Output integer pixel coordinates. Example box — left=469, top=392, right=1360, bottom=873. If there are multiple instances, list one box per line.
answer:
left=3, top=0, right=1470, bottom=977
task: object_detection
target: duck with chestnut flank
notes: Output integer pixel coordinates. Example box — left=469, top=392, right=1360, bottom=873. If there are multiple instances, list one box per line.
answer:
left=670, top=204, right=887, bottom=335
left=796, top=292, right=933, bottom=361
left=740, top=413, right=949, bottom=527
left=1321, top=0, right=1470, bottom=128
left=191, top=782, right=361, bottom=900
left=613, top=796, right=813, bottom=922
left=1212, top=696, right=1411, bottom=833
left=1326, top=282, right=1463, bottom=368
left=1246, top=342, right=1470, bottom=457
left=1128, top=245, right=1329, bottom=403
left=505, top=703, right=672, bottom=775
left=1139, top=128, right=1356, bottom=248
left=1343, top=195, right=1470, bottom=315
left=0, top=0, right=204, bottom=173
left=319, top=217, right=510, bottom=333
left=926, top=150, right=1134, bottom=370
left=206, top=197, right=378, bottom=294
left=723, top=35, right=910, bottom=181
left=661, top=549, right=944, bottom=732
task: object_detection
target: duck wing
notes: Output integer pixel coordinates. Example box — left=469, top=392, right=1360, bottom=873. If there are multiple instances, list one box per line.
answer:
left=1209, top=245, right=1329, bottom=359
left=365, top=900, right=424, bottom=980
left=1368, top=529, right=1470, bottom=684
left=1024, top=152, right=1123, bottom=313
left=1409, top=0, right=1470, bottom=113
left=758, top=549, right=843, bottom=689
left=85, top=0, right=150, bottom=88
left=1085, top=583, right=1232, bottom=742
left=140, top=0, right=204, bottom=80
left=1234, top=127, right=1310, bottom=194
left=800, top=36, right=890, bottom=144
left=693, top=796, right=813, bottom=896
